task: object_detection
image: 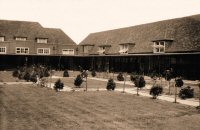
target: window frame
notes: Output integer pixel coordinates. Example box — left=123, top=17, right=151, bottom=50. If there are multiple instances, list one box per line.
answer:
left=16, top=47, right=29, bottom=54
left=119, top=44, right=129, bottom=54
left=0, top=47, right=6, bottom=54
left=0, top=36, right=5, bottom=42
left=62, top=49, right=74, bottom=55
left=37, top=48, right=50, bottom=55
left=153, top=41, right=165, bottom=53
left=36, top=38, right=48, bottom=44
left=15, top=37, right=27, bottom=41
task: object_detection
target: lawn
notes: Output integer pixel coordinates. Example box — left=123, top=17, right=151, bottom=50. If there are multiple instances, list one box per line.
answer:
left=0, top=84, right=200, bottom=130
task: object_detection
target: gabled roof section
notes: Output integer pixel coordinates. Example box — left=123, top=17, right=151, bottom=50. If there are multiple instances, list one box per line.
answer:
left=80, top=14, right=200, bottom=54
left=44, top=28, right=76, bottom=45
left=0, top=19, right=76, bottom=45
left=0, top=20, right=46, bottom=40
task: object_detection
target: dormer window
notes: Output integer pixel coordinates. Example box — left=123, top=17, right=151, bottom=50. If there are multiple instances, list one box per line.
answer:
left=153, top=41, right=165, bottom=53
left=83, top=44, right=94, bottom=53
left=97, top=45, right=111, bottom=54
left=36, top=38, right=48, bottom=43
left=119, top=43, right=135, bottom=54
left=0, top=36, right=5, bottom=42
left=119, top=44, right=129, bottom=54
left=152, top=39, right=173, bottom=53
left=15, top=37, right=27, bottom=41
left=98, top=46, right=106, bottom=54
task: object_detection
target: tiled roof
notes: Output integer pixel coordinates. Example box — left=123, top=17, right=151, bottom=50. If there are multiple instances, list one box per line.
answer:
left=79, top=14, right=200, bottom=55
left=0, top=20, right=76, bottom=45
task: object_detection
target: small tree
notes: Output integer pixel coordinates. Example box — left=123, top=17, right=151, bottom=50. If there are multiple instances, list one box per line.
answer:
left=74, top=74, right=83, bottom=87
left=106, top=78, right=116, bottom=91
left=63, top=69, right=69, bottom=77
left=117, top=72, right=124, bottom=81
left=174, top=77, right=184, bottom=103
left=164, top=69, right=172, bottom=94
left=150, top=84, right=163, bottom=99
left=179, top=86, right=194, bottom=99
left=134, top=76, right=146, bottom=96
left=91, top=70, right=96, bottom=77
left=54, top=79, right=64, bottom=92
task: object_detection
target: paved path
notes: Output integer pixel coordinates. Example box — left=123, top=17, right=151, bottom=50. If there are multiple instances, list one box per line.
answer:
left=88, top=77, right=199, bottom=107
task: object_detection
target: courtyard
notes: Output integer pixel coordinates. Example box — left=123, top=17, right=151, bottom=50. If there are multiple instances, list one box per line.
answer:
left=0, top=71, right=200, bottom=130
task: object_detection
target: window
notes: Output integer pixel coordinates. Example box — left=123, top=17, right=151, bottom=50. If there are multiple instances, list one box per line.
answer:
left=83, top=45, right=93, bottom=53
left=0, top=36, right=5, bottom=42
left=16, top=47, right=29, bottom=54
left=15, top=37, right=27, bottom=41
left=153, top=41, right=165, bottom=53
left=36, top=38, right=48, bottom=43
left=119, top=44, right=129, bottom=54
left=0, top=47, right=6, bottom=54
left=62, top=49, right=74, bottom=55
left=97, top=46, right=106, bottom=54
left=37, top=48, right=50, bottom=55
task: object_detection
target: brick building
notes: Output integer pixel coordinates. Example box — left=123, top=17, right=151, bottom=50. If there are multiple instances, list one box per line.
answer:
left=0, top=20, right=76, bottom=69
left=76, top=14, right=200, bottom=79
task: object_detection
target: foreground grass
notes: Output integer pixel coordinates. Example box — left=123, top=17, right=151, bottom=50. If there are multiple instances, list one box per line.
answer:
left=0, top=84, right=200, bottom=130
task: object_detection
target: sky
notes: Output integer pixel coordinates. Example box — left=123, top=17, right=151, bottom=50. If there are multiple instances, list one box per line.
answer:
left=0, top=0, right=200, bottom=44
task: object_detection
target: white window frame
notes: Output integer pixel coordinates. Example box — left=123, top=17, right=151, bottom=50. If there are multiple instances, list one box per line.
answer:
left=153, top=41, right=165, bottom=53
left=36, top=38, right=48, bottom=43
left=97, top=46, right=106, bottom=54
left=37, top=48, right=50, bottom=55
left=0, top=36, right=5, bottom=42
left=119, top=44, right=129, bottom=54
left=0, top=47, right=6, bottom=54
left=15, top=37, right=27, bottom=41
left=62, top=49, right=74, bottom=55
left=16, top=47, right=29, bottom=54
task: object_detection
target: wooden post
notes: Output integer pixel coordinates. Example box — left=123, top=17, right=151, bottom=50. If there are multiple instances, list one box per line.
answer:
left=199, top=82, right=200, bottom=107
left=168, top=81, right=171, bottom=94
left=122, top=73, right=126, bottom=93
left=85, top=76, right=87, bottom=91
left=174, top=83, right=177, bottom=103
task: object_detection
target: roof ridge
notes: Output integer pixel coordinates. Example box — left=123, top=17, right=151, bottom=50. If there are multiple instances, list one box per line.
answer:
left=89, top=13, right=200, bottom=35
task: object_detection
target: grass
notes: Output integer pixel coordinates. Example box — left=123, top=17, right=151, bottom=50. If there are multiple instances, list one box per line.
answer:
left=0, top=84, right=200, bottom=130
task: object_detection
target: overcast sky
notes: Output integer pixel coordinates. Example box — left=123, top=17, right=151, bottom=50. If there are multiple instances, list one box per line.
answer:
left=0, top=0, right=200, bottom=44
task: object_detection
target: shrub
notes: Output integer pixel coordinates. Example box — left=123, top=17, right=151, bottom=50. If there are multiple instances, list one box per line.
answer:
left=179, top=86, right=194, bottom=99
left=18, top=72, right=25, bottom=80
left=43, top=69, right=50, bottom=77
left=134, top=76, right=146, bottom=96
left=74, top=74, right=83, bottom=87
left=106, top=78, right=116, bottom=90
left=130, top=72, right=138, bottom=82
left=30, top=73, right=37, bottom=83
left=134, top=76, right=146, bottom=88
left=91, top=70, right=96, bottom=77
left=54, top=79, right=64, bottom=92
left=117, top=72, right=124, bottom=81
left=175, top=77, right=184, bottom=87
left=24, top=72, right=31, bottom=81
left=13, top=69, right=20, bottom=77
left=63, top=69, right=69, bottom=77
left=150, top=84, right=163, bottom=99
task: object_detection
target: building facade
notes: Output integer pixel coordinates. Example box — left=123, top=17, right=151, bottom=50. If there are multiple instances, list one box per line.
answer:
left=0, top=20, right=77, bottom=69
left=1, top=14, right=200, bottom=80
left=76, top=14, right=200, bottom=80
